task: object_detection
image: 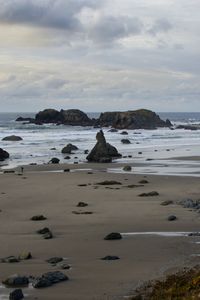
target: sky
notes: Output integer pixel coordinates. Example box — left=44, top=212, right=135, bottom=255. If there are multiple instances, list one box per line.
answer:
left=0, top=0, right=199, bottom=112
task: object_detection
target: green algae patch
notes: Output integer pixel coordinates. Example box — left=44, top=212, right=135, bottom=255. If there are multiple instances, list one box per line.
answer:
left=131, top=266, right=200, bottom=300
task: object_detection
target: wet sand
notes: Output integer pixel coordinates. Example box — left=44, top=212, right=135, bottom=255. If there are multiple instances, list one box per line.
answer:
left=0, top=163, right=199, bottom=299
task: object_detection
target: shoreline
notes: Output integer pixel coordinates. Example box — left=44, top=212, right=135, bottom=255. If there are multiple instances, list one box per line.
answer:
left=0, top=163, right=199, bottom=299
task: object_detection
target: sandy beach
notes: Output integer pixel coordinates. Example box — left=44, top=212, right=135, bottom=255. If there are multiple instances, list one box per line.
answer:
left=0, top=162, right=199, bottom=299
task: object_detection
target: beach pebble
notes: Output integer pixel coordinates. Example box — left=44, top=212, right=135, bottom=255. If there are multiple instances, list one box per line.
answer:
left=104, top=232, right=122, bottom=240
left=101, top=256, right=120, bottom=260
left=77, top=202, right=88, bottom=207
left=167, top=215, right=177, bottom=221
left=123, top=165, right=132, bottom=171
left=1, top=256, right=19, bottom=263
left=9, top=289, right=24, bottom=300
left=37, top=227, right=53, bottom=239
left=46, top=257, right=63, bottom=264
left=31, top=215, right=47, bottom=221
left=161, top=200, right=173, bottom=206
left=138, top=179, right=149, bottom=184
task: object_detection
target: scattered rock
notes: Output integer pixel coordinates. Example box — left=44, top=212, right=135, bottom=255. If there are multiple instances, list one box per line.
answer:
left=63, top=168, right=70, bottom=172
left=178, top=199, right=200, bottom=210
left=37, top=227, right=53, bottom=239
left=0, top=148, right=10, bottom=161
left=9, top=289, right=24, bottom=300
left=77, top=202, right=88, bottom=207
left=138, top=179, right=149, bottom=184
left=120, top=131, right=128, bottom=135
left=84, top=149, right=89, bottom=154
left=97, top=180, right=122, bottom=185
left=108, top=128, right=118, bottom=133
left=161, top=200, right=173, bottom=206
left=61, top=144, right=78, bottom=154
left=125, top=184, right=143, bottom=188
left=2, top=275, right=29, bottom=287
left=32, top=271, right=68, bottom=288
left=2, top=135, right=22, bottom=141
left=59, top=263, right=71, bottom=270
left=31, top=215, right=47, bottom=221
left=101, top=256, right=120, bottom=260
left=139, top=191, right=159, bottom=197
left=86, top=130, right=121, bottom=162
left=3, top=170, right=15, bottom=174
left=104, top=232, right=122, bottom=240
left=78, top=184, right=87, bottom=187
left=49, top=157, right=60, bottom=164
left=123, top=165, right=132, bottom=171
left=64, top=156, right=71, bottom=160
left=1, top=256, right=20, bottom=263
left=188, top=232, right=200, bottom=237
left=46, top=257, right=63, bottom=264
left=50, top=147, right=56, bottom=150
left=72, top=211, right=93, bottom=215
left=138, top=152, right=142, bottom=154
left=18, top=252, right=32, bottom=260
left=121, top=139, right=131, bottom=144
left=168, top=215, right=177, bottom=221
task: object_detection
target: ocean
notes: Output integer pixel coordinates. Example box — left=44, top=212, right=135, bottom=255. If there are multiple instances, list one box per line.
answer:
left=0, top=112, right=200, bottom=175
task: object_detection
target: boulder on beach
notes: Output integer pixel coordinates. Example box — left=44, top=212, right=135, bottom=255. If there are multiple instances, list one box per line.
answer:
left=2, top=135, right=23, bottom=141
left=9, top=288, right=24, bottom=300
left=86, top=130, right=121, bottom=163
left=121, top=139, right=131, bottom=144
left=2, top=275, right=29, bottom=287
left=104, top=232, right=122, bottom=240
left=61, top=143, right=78, bottom=154
left=49, top=157, right=60, bottom=164
left=0, top=148, right=9, bottom=161
left=32, top=271, right=68, bottom=288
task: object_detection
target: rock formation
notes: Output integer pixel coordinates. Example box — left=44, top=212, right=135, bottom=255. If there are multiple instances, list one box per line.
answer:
left=0, top=148, right=9, bottom=161
left=16, top=108, right=172, bottom=129
left=86, top=130, right=121, bottom=162
left=98, top=109, right=172, bottom=129
left=2, top=135, right=23, bottom=141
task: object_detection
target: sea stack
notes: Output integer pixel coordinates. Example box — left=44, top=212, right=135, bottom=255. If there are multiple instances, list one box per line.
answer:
left=86, top=130, right=121, bottom=162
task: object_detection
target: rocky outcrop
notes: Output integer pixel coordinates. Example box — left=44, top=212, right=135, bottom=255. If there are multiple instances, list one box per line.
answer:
left=86, top=130, right=121, bottom=162
left=35, top=109, right=94, bottom=126
left=98, top=109, right=172, bottom=129
left=2, top=135, right=22, bottom=141
left=0, top=148, right=9, bottom=161
left=16, top=108, right=172, bottom=129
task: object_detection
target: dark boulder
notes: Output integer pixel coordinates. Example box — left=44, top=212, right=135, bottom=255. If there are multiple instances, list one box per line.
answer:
left=2, top=135, right=23, bottom=141
left=32, top=271, right=68, bottom=288
left=121, top=139, right=131, bottom=144
left=9, top=289, right=24, bottom=300
left=104, top=232, right=122, bottom=240
left=98, top=109, right=171, bottom=129
left=2, top=275, right=29, bottom=287
left=61, top=143, right=78, bottom=154
left=49, top=157, right=60, bottom=164
left=46, top=257, right=63, bottom=264
left=86, top=130, right=121, bottom=162
left=31, top=215, right=47, bottom=221
left=168, top=215, right=177, bottom=221
left=0, top=148, right=9, bottom=161
left=123, top=165, right=132, bottom=171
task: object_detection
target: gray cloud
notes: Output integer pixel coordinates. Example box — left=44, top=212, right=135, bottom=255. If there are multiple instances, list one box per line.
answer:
left=148, top=19, right=173, bottom=36
left=0, top=0, right=101, bottom=30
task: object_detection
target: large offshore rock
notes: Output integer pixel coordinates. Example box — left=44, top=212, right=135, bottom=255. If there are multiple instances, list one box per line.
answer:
left=86, top=130, right=121, bottom=162
left=35, top=109, right=60, bottom=123
left=98, top=109, right=172, bottom=129
left=59, top=109, right=93, bottom=126
left=2, top=135, right=23, bottom=141
left=0, top=148, right=9, bottom=161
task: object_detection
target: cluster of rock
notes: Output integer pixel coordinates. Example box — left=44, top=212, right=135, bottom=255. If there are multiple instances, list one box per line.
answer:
left=16, top=108, right=172, bottom=129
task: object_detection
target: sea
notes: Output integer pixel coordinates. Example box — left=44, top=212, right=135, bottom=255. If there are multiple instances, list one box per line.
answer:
left=0, top=112, right=200, bottom=176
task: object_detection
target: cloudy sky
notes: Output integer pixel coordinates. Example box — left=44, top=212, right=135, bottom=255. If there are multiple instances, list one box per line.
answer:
left=0, top=0, right=199, bottom=112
